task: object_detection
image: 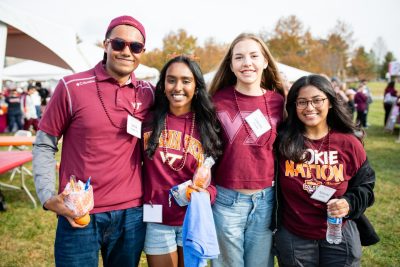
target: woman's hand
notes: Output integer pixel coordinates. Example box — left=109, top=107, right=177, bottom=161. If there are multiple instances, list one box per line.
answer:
left=187, top=184, right=211, bottom=201
left=327, top=198, right=350, bottom=218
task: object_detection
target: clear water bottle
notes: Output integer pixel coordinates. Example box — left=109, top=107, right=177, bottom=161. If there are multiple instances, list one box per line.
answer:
left=326, top=216, right=342, bottom=244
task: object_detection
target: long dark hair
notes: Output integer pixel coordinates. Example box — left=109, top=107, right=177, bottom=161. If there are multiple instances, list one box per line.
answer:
left=277, top=74, right=362, bottom=162
left=384, top=81, right=396, bottom=95
left=145, top=55, right=222, bottom=160
left=209, top=33, right=284, bottom=97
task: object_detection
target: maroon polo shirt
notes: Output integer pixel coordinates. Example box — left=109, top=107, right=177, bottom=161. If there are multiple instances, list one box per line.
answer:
left=39, top=61, right=154, bottom=213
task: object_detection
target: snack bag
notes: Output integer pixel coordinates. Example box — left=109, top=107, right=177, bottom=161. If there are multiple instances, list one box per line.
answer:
left=186, top=157, right=215, bottom=201
left=63, top=176, right=94, bottom=220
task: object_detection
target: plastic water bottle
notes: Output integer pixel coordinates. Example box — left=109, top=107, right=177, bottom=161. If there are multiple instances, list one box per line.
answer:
left=326, top=216, right=342, bottom=244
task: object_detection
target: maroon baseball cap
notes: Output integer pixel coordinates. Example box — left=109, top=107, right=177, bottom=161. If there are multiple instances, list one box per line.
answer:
left=106, top=15, right=146, bottom=44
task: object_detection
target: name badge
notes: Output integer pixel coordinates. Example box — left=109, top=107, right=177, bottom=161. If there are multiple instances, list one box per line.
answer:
left=310, top=185, right=336, bottom=203
left=143, top=204, right=162, bottom=223
left=245, top=109, right=271, bottom=137
left=127, top=115, right=142, bottom=138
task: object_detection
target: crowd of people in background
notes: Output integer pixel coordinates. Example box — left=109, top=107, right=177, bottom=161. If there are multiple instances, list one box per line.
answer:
left=0, top=81, right=50, bottom=133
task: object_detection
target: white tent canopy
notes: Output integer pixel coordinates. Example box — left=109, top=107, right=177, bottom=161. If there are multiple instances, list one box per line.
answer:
left=0, top=2, right=88, bottom=72
left=2, top=60, right=73, bottom=81
left=276, top=63, right=312, bottom=82
left=204, top=63, right=312, bottom=85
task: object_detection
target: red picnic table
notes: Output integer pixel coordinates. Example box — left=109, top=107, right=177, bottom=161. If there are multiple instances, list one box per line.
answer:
left=0, top=136, right=36, bottom=147
left=0, top=151, right=36, bottom=208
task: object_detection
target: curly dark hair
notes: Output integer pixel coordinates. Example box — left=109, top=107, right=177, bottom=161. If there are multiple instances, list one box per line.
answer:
left=145, top=55, right=222, bottom=160
left=277, top=74, right=362, bottom=162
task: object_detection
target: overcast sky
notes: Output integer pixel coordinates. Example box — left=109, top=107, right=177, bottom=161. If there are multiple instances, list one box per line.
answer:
left=4, top=0, right=400, bottom=60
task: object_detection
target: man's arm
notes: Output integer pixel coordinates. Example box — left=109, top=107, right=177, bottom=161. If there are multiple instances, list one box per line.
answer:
left=33, top=130, right=58, bottom=206
left=33, top=130, right=83, bottom=227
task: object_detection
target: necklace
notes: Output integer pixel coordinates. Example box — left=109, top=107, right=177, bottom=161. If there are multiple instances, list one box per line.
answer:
left=162, top=112, right=196, bottom=172
left=303, top=131, right=331, bottom=192
left=233, top=87, right=273, bottom=147
left=95, top=73, right=137, bottom=129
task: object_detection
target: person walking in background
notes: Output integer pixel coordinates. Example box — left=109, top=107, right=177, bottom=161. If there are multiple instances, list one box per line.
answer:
left=5, top=88, right=23, bottom=132
left=360, top=79, right=372, bottom=126
left=142, top=55, right=222, bottom=267
left=383, top=81, right=398, bottom=126
left=35, top=81, right=50, bottom=117
left=343, top=82, right=357, bottom=119
left=22, top=85, right=39, bottom=132
left=33, top=15, right=154, bottom=267
left=274, top=74, right=376, bottom=267
left=208, top=33, right=285, bottom=267
left=331, top=77, right=349, bottom=105
left=354, top=84, right=369, bottom=128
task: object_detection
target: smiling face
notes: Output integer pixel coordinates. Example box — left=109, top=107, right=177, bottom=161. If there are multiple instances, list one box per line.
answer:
left=230, top=39, right=268, bottom=90
left=104, top=25, right=145, bottom=84
left=164, top=62, right=196, bottom=116
left=296, top=85, right=331, bottom=134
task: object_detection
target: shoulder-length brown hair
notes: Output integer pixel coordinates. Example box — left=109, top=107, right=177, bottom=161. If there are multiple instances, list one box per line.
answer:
left=208, top=33, right=284, bottom=97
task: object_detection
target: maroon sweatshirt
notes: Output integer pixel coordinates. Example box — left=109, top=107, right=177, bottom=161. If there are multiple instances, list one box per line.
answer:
left=142, top=112, right=217, bottom=226
left=213, top=86, right=284, bottom=189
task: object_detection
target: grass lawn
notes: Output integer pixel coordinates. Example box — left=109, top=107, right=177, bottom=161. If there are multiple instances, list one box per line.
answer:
left=0, top=82, right=399, bottom=266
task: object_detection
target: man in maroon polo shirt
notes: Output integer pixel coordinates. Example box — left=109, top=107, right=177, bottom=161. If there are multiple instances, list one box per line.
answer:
left=33, top=15, right=154, bottom=267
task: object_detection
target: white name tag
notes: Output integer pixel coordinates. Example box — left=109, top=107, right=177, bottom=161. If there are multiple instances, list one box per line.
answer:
left=143, top=204, right=162, bottom=223
left=310, top=185, right=336, bottom=203
left=245, top=109, right=271, bottom=137
left=127, top=115, right=142, bottom=138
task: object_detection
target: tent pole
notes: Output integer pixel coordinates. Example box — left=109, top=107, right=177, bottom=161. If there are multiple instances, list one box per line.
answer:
left=0, top=22, right=7, bottom=92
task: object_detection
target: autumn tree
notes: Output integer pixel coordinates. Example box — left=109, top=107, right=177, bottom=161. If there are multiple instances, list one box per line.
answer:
left=266, top=15, right=307, bottom=68
left=323, top=21, right=353, bottom=79
left=194, top=38, right=227, bottom=73
left=372, top=37, right=388, bottom=64
left=141, top=30, right=226, bottom=73
left=380, top=51, right=396, bottom=79
left=348, top=46, right=375, bottom=80
left=141, top=29, right=198, bottom=70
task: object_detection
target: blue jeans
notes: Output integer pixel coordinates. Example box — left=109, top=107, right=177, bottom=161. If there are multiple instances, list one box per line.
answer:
left=55, top=207, right=145, bottom=267
left=7, top=113, right=23, bottom=132
left=211, top=186, right=275, bottom=267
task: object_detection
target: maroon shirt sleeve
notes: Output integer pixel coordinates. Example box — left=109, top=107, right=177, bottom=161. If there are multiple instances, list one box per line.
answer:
left=39, top=79, right=72, bottom=137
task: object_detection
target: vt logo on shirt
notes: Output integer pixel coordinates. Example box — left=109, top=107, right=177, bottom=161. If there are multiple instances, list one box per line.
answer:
left=131, top=102, right=142, bottom=110
left=143, top=130, right=205, bottom=164
left=217, top=111, right=260, bottom=145
left=160, top=151, right=183, bottom=165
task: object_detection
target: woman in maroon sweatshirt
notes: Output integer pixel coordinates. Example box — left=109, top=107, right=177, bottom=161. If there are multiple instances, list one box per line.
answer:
left=208, top=33, right=285, bottom=267
left=142, top=55, right=222, bottom=267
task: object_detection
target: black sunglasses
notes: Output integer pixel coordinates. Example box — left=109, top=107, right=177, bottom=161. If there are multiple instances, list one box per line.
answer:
left=107, top=38, right=145, bottom=54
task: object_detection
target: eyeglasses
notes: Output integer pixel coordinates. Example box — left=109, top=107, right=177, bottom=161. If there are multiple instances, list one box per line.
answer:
left=107, top=38, right=145, bottom=54
left=295, top=98, right=328, bottom=109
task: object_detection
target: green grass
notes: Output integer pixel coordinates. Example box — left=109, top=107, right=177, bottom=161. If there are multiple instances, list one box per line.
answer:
left=0, top=81, right=399, bottom=266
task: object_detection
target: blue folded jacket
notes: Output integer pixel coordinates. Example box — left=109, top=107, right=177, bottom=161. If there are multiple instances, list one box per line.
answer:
left=182, top=192, right=220, bottom=267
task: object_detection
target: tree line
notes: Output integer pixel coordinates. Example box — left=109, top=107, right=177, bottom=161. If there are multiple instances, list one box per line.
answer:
left=140, top=15, right=396, bottom=81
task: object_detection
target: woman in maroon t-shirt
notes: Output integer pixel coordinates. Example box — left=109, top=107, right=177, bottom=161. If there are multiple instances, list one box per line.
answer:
left=208, top=33, right=285, bottom=267
left=142, top=55, right=222, bottom=267
left=275, top=75, right=376, bottom=266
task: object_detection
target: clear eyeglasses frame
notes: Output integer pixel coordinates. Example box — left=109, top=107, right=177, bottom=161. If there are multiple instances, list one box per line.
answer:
left=295, top=98, right=328, bottom=109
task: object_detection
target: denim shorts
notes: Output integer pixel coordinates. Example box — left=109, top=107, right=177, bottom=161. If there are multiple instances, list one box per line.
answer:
left=144, top=222, right=183, bottom=255
left=212, top=185, right=275, bottom=267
